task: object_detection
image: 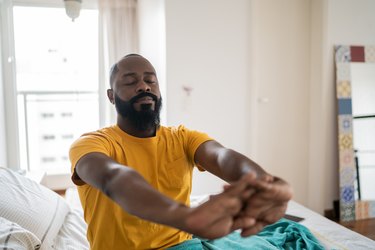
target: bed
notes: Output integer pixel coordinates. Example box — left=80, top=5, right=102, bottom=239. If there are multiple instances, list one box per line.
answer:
left=1, top=167, right=374, bottom=250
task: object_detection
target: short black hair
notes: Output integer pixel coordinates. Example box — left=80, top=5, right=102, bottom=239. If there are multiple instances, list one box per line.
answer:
left=109, top=54, right=142, bottom=88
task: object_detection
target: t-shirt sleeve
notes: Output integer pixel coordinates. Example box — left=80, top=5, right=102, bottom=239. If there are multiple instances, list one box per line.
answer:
left=69, top=132, right=112, bottom=185
left=178, top=125, right=213, bottom=171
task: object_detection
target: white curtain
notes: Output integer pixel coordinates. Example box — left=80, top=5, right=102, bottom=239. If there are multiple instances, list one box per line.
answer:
left=0, top=64, right=7, bottom=167
left=98, top=0, right=139, bottom=126
left=0, top=8, right=8, bottom=167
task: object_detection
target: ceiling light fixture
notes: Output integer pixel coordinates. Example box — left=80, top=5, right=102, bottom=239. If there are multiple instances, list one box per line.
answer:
left=64, top=0, right=82, bottom=22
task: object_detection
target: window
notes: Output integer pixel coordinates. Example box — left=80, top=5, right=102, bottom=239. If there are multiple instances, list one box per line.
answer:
left=12, top=5, right=99, bottom=174
left=1, top=0, right=166, bottom=181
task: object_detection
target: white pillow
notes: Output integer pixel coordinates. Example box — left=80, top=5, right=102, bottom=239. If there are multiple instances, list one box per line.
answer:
left=0, top=167, right=70, bottom=250
left=0, top=217, right=41, bottom=250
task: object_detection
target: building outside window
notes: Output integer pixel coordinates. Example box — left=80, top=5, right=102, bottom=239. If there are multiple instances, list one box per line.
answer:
left=11, top=5, right=99, bottom=175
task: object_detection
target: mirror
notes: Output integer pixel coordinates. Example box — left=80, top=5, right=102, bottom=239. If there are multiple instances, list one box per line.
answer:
left=335, top=45, right=375, bottom=221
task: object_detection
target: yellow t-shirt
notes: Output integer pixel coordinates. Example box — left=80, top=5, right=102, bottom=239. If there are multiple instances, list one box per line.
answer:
left=69, top=125, right=212, bottom=250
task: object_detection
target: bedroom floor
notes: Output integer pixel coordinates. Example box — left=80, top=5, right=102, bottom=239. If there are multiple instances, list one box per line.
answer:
left=339, top=218, right=375, bottom=240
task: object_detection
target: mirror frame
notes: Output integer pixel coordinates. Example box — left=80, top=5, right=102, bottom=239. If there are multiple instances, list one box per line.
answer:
left=335, top=45, right=375, bottom=221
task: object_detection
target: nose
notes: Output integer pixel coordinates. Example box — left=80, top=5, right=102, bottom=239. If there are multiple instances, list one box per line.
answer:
left=136, top=80, right=151, bottom=93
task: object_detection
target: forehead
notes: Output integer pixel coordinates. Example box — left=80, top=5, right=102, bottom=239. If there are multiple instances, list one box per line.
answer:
left=116, top=56, right=156, bottom=75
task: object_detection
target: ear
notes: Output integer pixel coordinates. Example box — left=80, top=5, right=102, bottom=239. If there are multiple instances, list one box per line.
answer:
left=107, top=89, right=115, bottom=104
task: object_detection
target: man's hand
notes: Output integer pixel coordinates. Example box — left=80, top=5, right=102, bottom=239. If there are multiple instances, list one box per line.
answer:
left=239, top=176, right=293, bottom=236
left=170, top=173, right=292, bottom=239
left=193, top=140, right=293, bottom=237
left=180, top=173, right=258, bottom=239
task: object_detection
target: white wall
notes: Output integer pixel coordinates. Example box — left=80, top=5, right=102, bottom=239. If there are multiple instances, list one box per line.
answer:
left=249, top=0, right=375, bottom=213
left=164, top=0, right=313, bottom=202
left=249, top=0, right=311, bottom=206
left=328, top=0, right=375, bottom=45
left=165, top=0, right=252, bottom=194
left=164, top=0, right=375, bottom=214
left=307, top=0, right=338, bottom=214
left=138, top=0, right=167, bottom=124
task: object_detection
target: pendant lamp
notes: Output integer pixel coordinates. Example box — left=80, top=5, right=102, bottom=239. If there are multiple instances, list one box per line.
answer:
left=64, top=0, right=82, bottom=21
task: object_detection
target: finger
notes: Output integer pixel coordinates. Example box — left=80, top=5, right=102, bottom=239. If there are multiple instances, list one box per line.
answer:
left=244, top=200, right=288, bottom=223
left=223, top=177, right=257, bottom=201
left=224, top=196, right=243, bottom=215
left=241, top=188, right=256, bottom=201
left=188, top=196, right=240, bottom=229
left=259, top=174, right=274, bottom=183
left=246, top=178, right=272, bottom=191
left=210, top=193, right=243, bottom=214
left=224, top=172, right=269, bottom=195
left=240, top=221, right=266, bottom=237
left=259, top=204, right=288, bottom=224
left=243, top=198, right=274, bottom=218
left=266, top=178, right=294, bottom=201
left=224, top=175, right=256, bottom=197
left=186, top=210, right=234, bottom=239
left=240, top=171, right=257, bottom=182
left=242, top=186, right=290, bottom=218
left=231, top=216, right=256, bottom=231
left=245, top=181, right=286, bottom=202
left=223, top=184, right=231, bottom=191
left=208, top=193, right=219, bottom=200
left=235, top=174, right=273, bottom=192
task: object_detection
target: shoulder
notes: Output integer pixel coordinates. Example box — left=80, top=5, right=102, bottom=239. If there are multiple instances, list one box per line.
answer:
left=78, top=126, right=117, bottom=141
left=70, top=126, right=119, bottom=150
left=69, top=127, right=118, bottom=173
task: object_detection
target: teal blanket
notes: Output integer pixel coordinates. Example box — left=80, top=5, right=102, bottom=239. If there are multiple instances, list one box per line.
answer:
left=168, top=218, right=324, bottom=250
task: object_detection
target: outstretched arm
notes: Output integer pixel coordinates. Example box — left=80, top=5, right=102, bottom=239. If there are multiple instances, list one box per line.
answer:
left=194, top=140, right=272, bottom=182
left=75, top=152, right=186, bottom=226
left=74, top=152, right=261, bottom=239
left=194, top=140, right=293, bottom=235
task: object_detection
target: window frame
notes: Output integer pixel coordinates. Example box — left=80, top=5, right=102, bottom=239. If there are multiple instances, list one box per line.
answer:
left=0, top=0, right=102, bottom=190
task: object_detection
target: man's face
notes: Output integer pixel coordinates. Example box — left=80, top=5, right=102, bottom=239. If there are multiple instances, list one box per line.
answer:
left=109, top=56, right=162, bottom=130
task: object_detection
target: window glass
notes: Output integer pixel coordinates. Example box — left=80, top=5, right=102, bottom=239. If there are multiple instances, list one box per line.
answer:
left=13, top=6, right=99, bottom=174
left=14, top=6, right=98, bottom=92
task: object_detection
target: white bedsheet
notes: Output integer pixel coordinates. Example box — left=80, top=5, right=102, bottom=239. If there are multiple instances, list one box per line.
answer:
left=286, top=200, right=375, bottom=250
left=53, top=208, right=89, bottom=250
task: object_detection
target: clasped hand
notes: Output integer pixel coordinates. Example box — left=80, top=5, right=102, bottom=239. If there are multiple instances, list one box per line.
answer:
left=185, top=173, right=293, bottom=239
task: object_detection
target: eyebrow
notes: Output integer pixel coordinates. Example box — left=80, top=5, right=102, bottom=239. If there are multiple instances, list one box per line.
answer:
left=144, top=72, right=156, bottom=76
left=123, top=72, right=156, bottom=77
left=123, top=72, right=136, bottom=77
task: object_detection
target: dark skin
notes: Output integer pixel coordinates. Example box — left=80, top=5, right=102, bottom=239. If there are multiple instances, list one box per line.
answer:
left=74, top=55, right=293, bottom=240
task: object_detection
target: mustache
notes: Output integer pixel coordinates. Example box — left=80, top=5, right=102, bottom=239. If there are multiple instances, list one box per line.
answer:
left=129, top=92, right=158, bottom=104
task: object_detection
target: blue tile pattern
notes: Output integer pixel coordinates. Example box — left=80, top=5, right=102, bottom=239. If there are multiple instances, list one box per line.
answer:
left=340, top=186, right=355, bottom=204
left=338, top=99, right=352, bottom=115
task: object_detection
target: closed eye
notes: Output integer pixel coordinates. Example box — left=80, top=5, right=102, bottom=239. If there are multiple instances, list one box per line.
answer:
left=122, top=75, right=137, bottom=85
left=144, top=76, right=157, bottom=84
left=124, top=81, right=137, bottom=85
left=145, top=80, right=156, bottom=84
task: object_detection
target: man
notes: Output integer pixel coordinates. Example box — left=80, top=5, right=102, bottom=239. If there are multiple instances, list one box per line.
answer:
left=69, top=54, right=293, bottom=249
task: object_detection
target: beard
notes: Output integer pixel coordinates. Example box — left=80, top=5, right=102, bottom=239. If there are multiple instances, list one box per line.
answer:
left=114, top=92, right=162, bottom=131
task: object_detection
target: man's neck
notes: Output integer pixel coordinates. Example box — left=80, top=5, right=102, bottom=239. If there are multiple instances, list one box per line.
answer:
left=117, top=118, right=157, bottom=138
